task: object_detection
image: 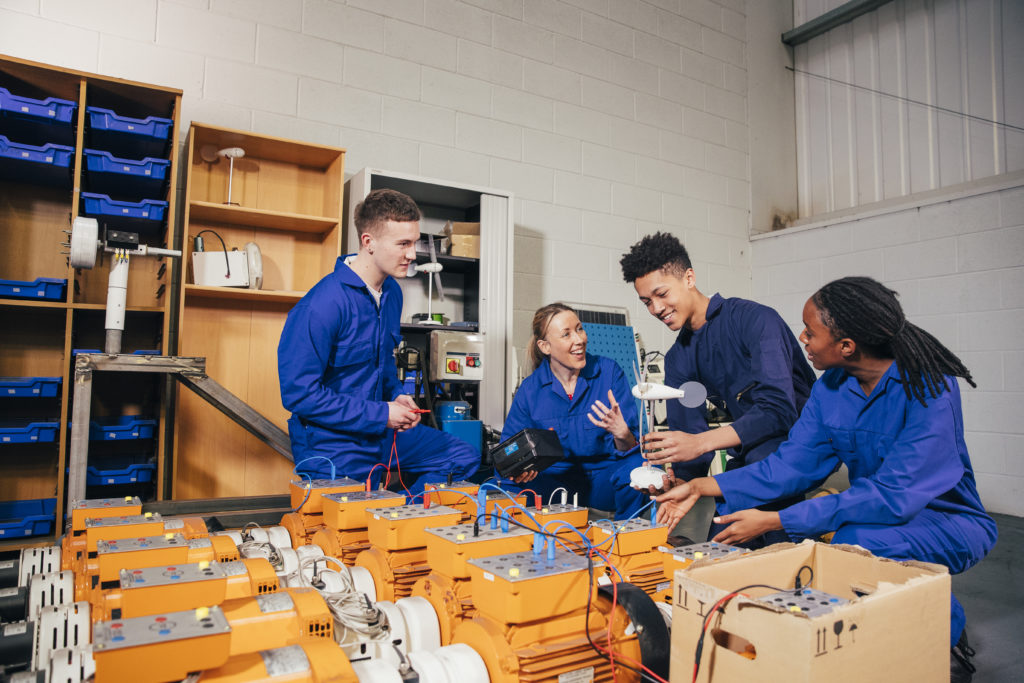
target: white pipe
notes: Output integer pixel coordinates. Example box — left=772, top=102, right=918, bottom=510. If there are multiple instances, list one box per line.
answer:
left=104, top=250, right=129, bottom=354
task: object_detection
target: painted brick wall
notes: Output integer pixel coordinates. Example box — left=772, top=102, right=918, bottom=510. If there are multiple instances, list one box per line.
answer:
left=0, top=0, right=751, bottom=374
left=751, top=182, right=1024, bottom=516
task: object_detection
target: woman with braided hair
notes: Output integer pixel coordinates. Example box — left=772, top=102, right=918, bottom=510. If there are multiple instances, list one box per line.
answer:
left=654, top=276, right=995, bottom=681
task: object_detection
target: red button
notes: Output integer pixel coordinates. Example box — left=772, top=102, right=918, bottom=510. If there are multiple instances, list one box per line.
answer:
left=166, top=567, right=176, bottom=571
left=133, top=570, right=143, bottom=574
left=155, top=617, right=167, bottom=622
left=111, top=623, right=122, bottom=628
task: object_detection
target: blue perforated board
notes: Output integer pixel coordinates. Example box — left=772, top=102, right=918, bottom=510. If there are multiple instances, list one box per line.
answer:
left=582, top=322, right=647, bottom=431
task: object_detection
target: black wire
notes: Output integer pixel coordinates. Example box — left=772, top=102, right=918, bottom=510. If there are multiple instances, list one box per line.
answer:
left=786, top=65, right=1024, bottom=134
left=195, top=229, right=231, bottom=278
left=796, top=564, right=814, bottom=590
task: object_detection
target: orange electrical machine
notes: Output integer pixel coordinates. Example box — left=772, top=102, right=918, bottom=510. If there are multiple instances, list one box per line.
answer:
left=197, top=641, right=359, bottom=683
left=423, top=480, right=480, bottom=518
left=518, top=502, right=591, bottom=552
left=589, top=518, right=671, bottom=599
left=354, top=504, right=463, bottom=601
left=452, top=547, right=669, bottom=683
left=281, top=477, right=365, bottom=547
left=92, top=588, right=334, bottom=683
left=62, top=497, right=145, bottom=569
left=92, top=557, right=280, bottom=621
left=64, top=513, right=210, bottom=570
left=75, top=532, right=240, bottom=600
left=412, top=523, right=534, bottom=644
left=311, top=490, right=406, bottom=566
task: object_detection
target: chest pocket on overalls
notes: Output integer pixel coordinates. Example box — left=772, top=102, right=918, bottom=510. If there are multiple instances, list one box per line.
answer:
left=333, top=340, right=375, bottom=369
left=827, top=428, right=856, bottom=467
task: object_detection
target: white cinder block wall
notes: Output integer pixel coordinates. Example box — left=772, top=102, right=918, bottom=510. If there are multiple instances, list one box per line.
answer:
left=0, top=0, right=751, bottom=373
left=751, top=181, right=1024, bottom=516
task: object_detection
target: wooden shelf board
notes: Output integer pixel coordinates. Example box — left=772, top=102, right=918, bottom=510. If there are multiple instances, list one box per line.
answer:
left=188, top=201, right=338, bottom=234
left=0, top=299, right=66, bottom=310
left=71, top=303, right=166, bottom=312
left=184, top=284, right=306, bottom=304
left=190, top=122, right=344, bottom=167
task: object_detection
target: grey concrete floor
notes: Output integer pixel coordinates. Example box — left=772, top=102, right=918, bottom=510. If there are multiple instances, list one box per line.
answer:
left=954, top=512, right=1024, bottom=681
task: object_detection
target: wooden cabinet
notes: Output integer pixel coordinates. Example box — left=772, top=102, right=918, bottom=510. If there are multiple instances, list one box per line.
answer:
left=344, top=168, right=514, bottom=429
left=174, top=123, right=345, bottom=499
left=0, top=54, right=181, bottom=546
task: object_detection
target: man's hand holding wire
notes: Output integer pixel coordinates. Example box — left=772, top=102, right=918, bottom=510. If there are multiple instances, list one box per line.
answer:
left=387, top=395, right=421, bottom=431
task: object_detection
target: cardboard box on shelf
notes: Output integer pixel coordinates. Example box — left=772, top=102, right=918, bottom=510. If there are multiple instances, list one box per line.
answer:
left=670, top=541, right=949, bottom=682
left=444, top=221, right=480, bottom=258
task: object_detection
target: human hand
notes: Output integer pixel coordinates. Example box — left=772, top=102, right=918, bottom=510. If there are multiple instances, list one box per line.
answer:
left=641, top=430, right=707, bottom=464
left=393, top=395, right=422, bottom=429
left=711, top=510, right=783, bottom=544
left=587, top=389, right=631, bottom=441
left=642, top=469, right=678, bottom=495
left=512, top=469, right=538, bottom=484
left=387, top=400, right=418, bottom=431
left=654, top=481, right=701, bottom=528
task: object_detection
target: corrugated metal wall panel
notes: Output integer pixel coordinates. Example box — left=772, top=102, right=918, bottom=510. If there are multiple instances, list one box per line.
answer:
left=793, top=0, right=1023, bottom=218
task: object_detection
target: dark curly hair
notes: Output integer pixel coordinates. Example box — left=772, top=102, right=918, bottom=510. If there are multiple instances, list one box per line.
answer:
left=812, top=276, right=975, bottom=406
left=354, top=188, right=421, bottom=237
left=619, top=231, right=692, bottom=282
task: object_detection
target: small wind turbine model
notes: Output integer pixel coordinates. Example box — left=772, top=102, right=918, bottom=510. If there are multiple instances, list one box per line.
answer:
left=407, top=233, right=445, bottom=324
left=629, top=367, right=708, bottom=490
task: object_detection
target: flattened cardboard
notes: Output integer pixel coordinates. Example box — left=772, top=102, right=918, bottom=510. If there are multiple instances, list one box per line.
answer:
left=670, top=541, right=950, bottom=682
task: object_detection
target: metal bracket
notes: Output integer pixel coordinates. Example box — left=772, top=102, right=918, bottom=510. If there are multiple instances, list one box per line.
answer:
left=67, top=354, right=292, bottom=518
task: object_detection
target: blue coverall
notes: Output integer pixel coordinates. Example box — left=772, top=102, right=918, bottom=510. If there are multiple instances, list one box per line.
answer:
left=501, top=354, right=647, bottom=518
left=278, top=257, right=479, bottom=493
left=666, top=294, right=816, bottom=544
left=714, top=365, right=997, bottom=646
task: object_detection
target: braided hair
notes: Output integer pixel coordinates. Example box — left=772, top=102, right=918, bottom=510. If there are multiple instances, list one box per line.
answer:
left=812, top=277, right=975, bottom=406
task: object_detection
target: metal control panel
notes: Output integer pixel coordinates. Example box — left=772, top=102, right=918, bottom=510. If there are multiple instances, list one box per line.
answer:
left=322, top=490, right=405, bottom=504
left=468, top=549, right=590, bottom=583
left=429, top=330, right=484, bottom=383
left=97, top=535, right=210, bottom=555
left=120, top=562, right=226, bottom=589
left=758, top=588, right=849, bottom=618
left=425, top=523, right=532, bottom=544
left=370, top=504, right=461, bottom=521
left=72, top=497, right=142, bottom=510
left=664, top=541, right=742, bottom=563
left=290, top=477, right=361, bottom=490
left=86, top=513, right=162, bottom=529
left=595, top=518, right=667, bottom=534
left=93, top=606, right=231, bottom=650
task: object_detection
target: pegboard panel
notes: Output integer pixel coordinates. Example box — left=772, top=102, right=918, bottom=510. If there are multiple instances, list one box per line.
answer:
left=582, top=322, right=647, bottom=431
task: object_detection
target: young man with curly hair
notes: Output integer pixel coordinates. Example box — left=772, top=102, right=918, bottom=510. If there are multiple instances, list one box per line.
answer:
left=620, top=232, right=816, bottom=546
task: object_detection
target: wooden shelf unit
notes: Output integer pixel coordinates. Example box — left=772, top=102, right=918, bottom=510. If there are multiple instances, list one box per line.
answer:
left=174, top=123, right=345, bottom=499
left=0, top=54, right=182, bottom=541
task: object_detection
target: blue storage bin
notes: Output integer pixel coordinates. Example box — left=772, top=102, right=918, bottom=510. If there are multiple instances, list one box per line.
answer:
left=0, top=277, right=67, bottom=301
left=0, top=376, right=62, bottom=398
left=87, top=455, right=156, bottom=486
left=81, top=192, right=167, bottom=223
left=0, top=420, right=59, bottom=444
left=90, top=416, right=156, bottom=441
left=82, top=149, right=169, bottom=198
left=0, top=498, right=57, bottom=538
left=0, top=87, right=76, bottom=145
left=0, top=135, right=74, bottom=186
left=85, top=107, right=171, bottom=159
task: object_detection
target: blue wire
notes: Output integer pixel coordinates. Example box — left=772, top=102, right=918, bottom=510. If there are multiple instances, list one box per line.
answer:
left=291, top=471, right=313, bottom=513
left=294, top=456, right=337, bottom=481
left=588, top=499, right=658, bottom=550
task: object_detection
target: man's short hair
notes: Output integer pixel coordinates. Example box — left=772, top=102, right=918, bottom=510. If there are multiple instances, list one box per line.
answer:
left=620, top=231, right=692, bottom=282
left=354, top=188, right=421, bottom=237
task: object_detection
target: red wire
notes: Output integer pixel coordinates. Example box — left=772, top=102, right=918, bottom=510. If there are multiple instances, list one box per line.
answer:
left=692, top=591, right=745, bottom=683
left=365, top=463, right=387, bottom=491
left=389, top=432, right=412, bottom=498
left=517, top=487, right=541, bottom=508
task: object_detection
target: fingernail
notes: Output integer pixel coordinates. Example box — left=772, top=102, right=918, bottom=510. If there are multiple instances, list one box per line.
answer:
left=712, top=517, right=721, bottom=523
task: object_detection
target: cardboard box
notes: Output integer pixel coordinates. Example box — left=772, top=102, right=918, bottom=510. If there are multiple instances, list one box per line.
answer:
left=670, top=541, right=950, bottom=682
left=444, top=221, right=480, bottom=258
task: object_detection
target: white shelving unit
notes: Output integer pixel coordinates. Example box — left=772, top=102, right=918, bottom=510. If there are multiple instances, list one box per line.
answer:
left=344, top=168, right=514, bottom=429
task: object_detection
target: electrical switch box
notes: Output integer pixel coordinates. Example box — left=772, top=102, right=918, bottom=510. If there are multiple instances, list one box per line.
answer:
left=429, top=330, right=483, bottom=383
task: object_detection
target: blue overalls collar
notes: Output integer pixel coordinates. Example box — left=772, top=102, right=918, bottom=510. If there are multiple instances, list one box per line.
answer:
left=334, top=255, right=393, bottom=292
left=537, top=354, right=601, bottom=397
left=676, top=293, right=724, bottom=344
left=840, top=361, right=902, bottom=401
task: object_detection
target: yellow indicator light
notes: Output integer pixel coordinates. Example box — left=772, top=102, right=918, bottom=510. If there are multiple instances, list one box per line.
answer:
left=195, top=606, right=210, bottom=620
left=144, top=512, right=152, bottom=518
left=124, top=496, right=133, bottom=502
left=341, top=496, right=349, bottom=502
left=542, top=507, right=549, bottom=514
left=391, top=511, right=399, bottom=518
left=509, top=567, right=520, bottom=577
left=789, top=606, right=802, bottom=613
left=439, top=484, right=447, bottom=489
left=694, top=551, right=704, bottom=559
left=198, top=560, right=210, bottom=569
left=456, top=533, right=466, bottom=541
left=165, top=533, right=174, bottom=539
